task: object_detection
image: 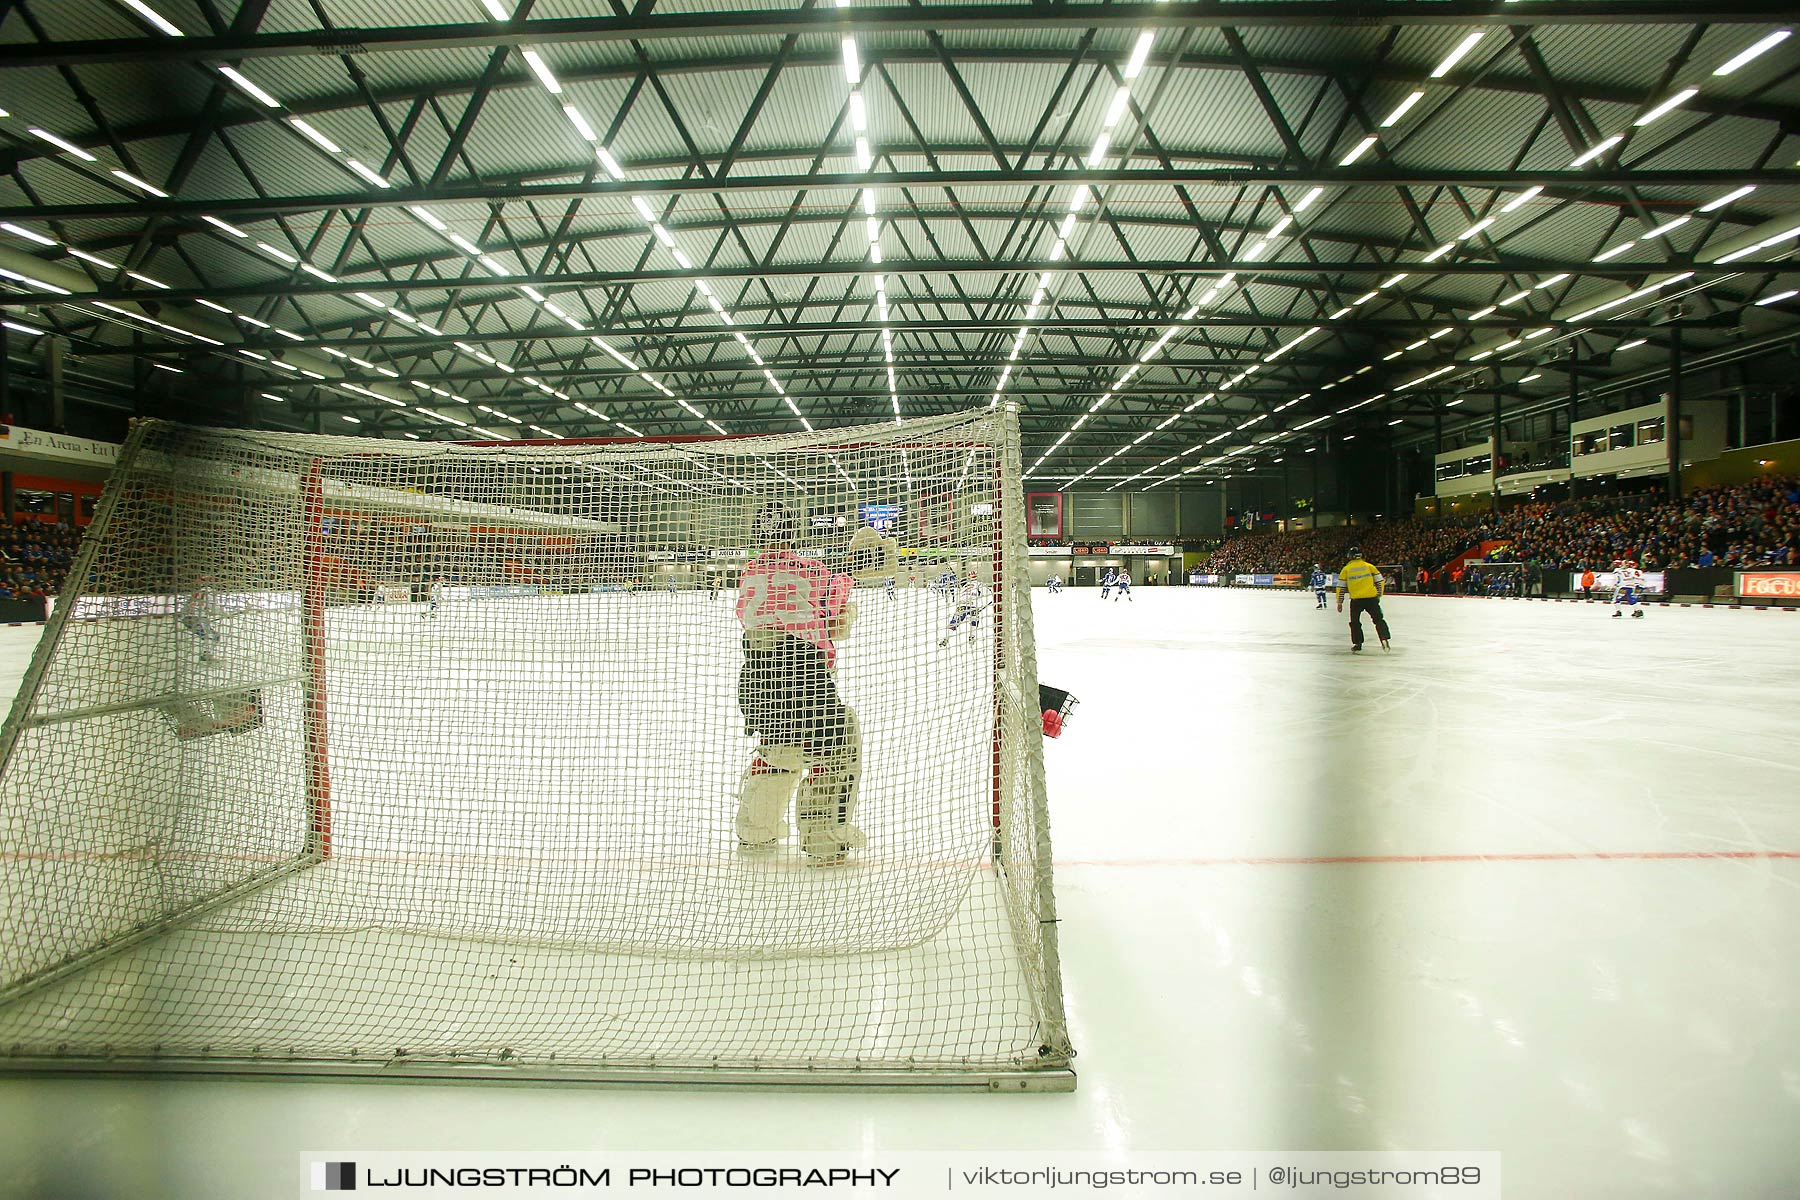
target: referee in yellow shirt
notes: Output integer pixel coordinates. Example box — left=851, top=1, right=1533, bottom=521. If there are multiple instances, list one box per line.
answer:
left=1335, top=547, right=1392, bottom=653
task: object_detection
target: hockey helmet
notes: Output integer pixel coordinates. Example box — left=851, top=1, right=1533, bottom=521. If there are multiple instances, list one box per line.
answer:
left=753, top=500, right=799, bottom=546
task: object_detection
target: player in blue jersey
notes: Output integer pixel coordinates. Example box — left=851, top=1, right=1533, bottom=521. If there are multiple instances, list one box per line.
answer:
left=1099, top=570, right=1113, bottom=599
left=1047, top=575, right=1063, bottom=594
left=1310, top=564, right=1328, bottom=609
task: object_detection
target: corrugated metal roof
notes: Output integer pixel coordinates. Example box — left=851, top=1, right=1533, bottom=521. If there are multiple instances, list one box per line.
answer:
left=1, top=0, right=1793, bottom=464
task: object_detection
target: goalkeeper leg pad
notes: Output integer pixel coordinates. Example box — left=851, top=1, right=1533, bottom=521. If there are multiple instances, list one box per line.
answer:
left=798, top=710, right=865, bottom=856
left=736, top=744, right=803, bottom=846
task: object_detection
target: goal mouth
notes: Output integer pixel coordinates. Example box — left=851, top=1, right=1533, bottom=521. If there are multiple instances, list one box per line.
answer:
left=0, top=408, right=1073, bottom=1087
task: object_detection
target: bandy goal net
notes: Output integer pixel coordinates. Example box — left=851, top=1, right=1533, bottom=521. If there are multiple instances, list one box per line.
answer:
left=0, top=407, right=1072, bottom=1089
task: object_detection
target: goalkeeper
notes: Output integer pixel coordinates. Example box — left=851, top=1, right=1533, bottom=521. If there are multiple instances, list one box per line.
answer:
left=733, top=501, right=893, bottom=866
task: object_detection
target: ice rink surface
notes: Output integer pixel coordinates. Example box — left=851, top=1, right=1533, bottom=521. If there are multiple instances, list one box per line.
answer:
left=2, top=587, right=1798, bottom=1199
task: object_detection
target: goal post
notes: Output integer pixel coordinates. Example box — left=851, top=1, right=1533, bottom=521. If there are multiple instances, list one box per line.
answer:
left=0, top=407, right=1074, bottom=1089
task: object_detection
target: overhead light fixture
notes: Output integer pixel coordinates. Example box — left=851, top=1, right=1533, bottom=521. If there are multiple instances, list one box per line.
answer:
left=288, top=118, right=342, bottom=154
left=562, top=105, right=598, bottom=142
left=217, top=66, right=281, bottom=108
left=1379, top=91, right=1424, bottom=127
left=110, top=169, right=170, bottom=198
left=1429, top=31, right=1485, bottom=78
left=1634, top=88, right=1699, bottom=127
left=1123, top=31, right=1155, bottom=79
left=520, top=49, right=563, bottom=94
left=1570, top=135, right=1622, bottom=167
left=345, top=159, right=391, bottom=188
left=119, top=0, right=185, bottom=36
left=0, top=222, right=55, bottom=246
left=28, top=128, right=97, bottom=161
left=1501, top=186, right=1543, bottom=214
left=1712, top=29, right=1791, bottom=75
left=1697, top=185, right=1755, bottom=212
left=1338, top=135, right=1378, bottom=166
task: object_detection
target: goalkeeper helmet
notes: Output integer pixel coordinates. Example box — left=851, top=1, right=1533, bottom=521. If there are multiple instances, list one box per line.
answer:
left=753, top=500, right=798, bottom=546
left=1347, top=546, right=1362, bottom=560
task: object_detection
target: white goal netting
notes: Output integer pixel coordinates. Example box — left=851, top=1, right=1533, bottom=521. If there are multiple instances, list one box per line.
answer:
left=0, top=408, right=1072, bottom=1087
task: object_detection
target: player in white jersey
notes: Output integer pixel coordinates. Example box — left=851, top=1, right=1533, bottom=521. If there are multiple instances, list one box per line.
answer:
left=940, top=577, right=991, bottom=646
left=421, top=578, right=445, bottom=619
left=1611, top=559, right=1647, bottom=618
left=178, top=585, right=221, bottom=662
left=165, top=582, right=261, bottom=739
left=1112, top=570, right=1132, bottom=602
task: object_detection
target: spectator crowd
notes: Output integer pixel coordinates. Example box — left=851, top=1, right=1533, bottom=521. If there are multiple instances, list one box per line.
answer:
left=0, top=521, right=85, bottom=602
left=1477, top=475, right=1799, bottom=572
left=1205, top=516, right=1483, bottom=577
left=1204, top=475, right=1800, bottom=580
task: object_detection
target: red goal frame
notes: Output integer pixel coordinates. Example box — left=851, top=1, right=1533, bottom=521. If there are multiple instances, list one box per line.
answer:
left=300, top=430, right=1016, bottom=863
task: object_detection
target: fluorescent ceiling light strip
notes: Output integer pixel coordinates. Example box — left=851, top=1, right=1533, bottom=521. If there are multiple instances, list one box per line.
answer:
left=1430, top=31, right=1485, bottom=78
left=288, top=118, right=341, bottom=154
left=345, top=160, right=390, bottom=188
left=521, top=49, right=563, bottom=94
left=119, top=0, right=184, bottom=36
left=1501, top=186, right=1543, bottom=213
left=1123, top=30, right=1155, bottom=79
left=217, top=66, right=281, bottom=108
left=1712, top=29, right=1791, bottom=75
left=28, top=128, right=97, bottom=161
left=1570, top=135, right=1622, bottom=167
left=0, top=222, right=56, bottom=247
left=1634, top=88, right=1699, bottom=127
left=1379, top=91, right=1423, bottom=127
left=562, top=105, right=598, bottom=142
left=1698, top=185, right=1755, bottom=212
left=111, top=170, right=169, bottom=197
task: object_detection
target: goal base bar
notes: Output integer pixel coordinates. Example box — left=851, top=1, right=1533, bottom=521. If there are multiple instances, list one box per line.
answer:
left=0, top=1057, right=1077, bottom=1092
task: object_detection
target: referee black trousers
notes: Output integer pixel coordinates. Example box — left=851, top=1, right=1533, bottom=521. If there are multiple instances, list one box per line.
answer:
left=1347, top=596, right=1390, bottom=649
